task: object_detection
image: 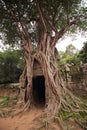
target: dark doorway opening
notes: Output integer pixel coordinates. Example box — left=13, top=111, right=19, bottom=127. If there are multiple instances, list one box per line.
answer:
left=32, top=76, right=45, bottom=106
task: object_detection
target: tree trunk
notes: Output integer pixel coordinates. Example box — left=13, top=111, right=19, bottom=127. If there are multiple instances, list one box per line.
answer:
left=20, top=34, right=82, bottom=119
left=19, top=35, right=58, bottom=109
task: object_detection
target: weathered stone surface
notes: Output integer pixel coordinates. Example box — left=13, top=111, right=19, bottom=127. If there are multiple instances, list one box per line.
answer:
left=64, top=63, right=87, bottom=95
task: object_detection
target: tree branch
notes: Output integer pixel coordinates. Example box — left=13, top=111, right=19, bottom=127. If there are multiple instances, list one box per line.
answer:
left=2, top=1, right=32, bottom=53
left=45, top=15, right=57, bottom=32
left=34, top=0, right=47, bottom=32
left=51, top=16, right=80, bottom=48
left=16, top=21, right=32, bottom=53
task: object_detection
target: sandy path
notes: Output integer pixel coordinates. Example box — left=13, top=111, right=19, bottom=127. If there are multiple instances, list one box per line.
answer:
left=0, top=107, right=44, bottom=130
left=0, top=108, right=60, bottom=130
left=0, top=107, right=83, bottom=130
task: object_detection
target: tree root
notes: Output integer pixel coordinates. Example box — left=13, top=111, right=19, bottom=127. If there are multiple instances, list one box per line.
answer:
left=18, top=51, right=87, bottom=130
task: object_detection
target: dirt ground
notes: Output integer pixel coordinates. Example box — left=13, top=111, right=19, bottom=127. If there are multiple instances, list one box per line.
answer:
left=0, top=89, right=85, bottom=130
left=0, top=107, right=83, bottom=130
left=0, top=107, right=43, bottom=130
left=0, top=106, right=62, bottom=130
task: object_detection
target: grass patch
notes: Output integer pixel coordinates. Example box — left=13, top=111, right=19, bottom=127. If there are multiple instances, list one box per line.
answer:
left=53, top=96, right=87, bottom=130
left=0, top=96, right=18, bottom=117
left=0, top=96, right=17, bottom=109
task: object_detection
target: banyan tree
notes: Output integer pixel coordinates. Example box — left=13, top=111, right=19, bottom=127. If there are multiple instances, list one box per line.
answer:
left=0, top=0, right=87, bottom=116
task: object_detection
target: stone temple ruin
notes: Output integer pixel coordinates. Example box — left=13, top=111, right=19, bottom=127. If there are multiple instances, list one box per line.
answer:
left=63, top=63, right=87, bottom=96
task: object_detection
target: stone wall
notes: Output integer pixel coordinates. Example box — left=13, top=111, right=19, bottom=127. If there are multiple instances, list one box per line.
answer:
left=0, top=83, right=19, bottom=96
left=63, top=63, right=87, bottom=96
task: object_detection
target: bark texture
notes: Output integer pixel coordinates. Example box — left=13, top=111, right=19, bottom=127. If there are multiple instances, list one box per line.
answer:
left=19, top=34, right=82, bottom=118
left=19, top=35, right=63, bottom=114
left=17, top=0, right=83, bottom=117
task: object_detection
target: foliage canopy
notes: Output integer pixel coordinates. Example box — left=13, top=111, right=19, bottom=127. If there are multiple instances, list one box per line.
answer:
left=0, top=49, right=24, bottom=83
left=0, top=0, right=87, bottom=46
left=79, top=41, right=87, bottom=63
